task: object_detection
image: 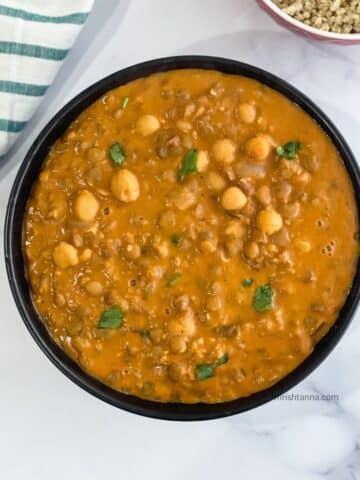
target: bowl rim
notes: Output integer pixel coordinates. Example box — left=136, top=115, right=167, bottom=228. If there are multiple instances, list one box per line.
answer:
left=4, top=55, right=360, bottom=421
left=259, top=0, right=360, bottom=40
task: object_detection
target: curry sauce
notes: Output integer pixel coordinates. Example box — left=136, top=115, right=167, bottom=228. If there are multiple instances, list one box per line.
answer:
left=24, top=69, right=359, bottom=403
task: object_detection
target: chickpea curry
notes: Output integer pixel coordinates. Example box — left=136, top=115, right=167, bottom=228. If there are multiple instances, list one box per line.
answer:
left=24, top=69, right=359, bottom=403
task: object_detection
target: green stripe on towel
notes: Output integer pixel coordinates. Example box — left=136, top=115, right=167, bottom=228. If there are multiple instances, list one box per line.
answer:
left=0, top=81, right=48, bottom=96
left=0, top=119, right=27, bottom=133
left=0, top=42, right=68, bottom=60
left=0, top=6, right=89, bottom=25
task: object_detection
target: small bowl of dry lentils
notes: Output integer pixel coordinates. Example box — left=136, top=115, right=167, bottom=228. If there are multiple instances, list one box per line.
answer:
left=257, top=0, right=360, bottom=43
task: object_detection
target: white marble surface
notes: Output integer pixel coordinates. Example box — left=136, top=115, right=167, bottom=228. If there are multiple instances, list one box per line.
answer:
left=1, top=1, right=360, bottom=478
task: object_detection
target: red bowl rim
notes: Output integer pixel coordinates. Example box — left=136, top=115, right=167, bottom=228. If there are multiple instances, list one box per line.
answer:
left=259, top=0, right=360, bottom=41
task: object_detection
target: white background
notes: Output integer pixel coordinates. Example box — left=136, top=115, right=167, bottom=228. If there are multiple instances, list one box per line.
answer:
left=1, top=1, right=360, bottom=478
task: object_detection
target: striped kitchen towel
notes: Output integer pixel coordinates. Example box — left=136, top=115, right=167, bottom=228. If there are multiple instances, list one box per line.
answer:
left=0, top=0, right=94, bottom=156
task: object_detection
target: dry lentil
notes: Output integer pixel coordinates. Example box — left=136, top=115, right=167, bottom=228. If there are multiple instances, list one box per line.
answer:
left=272, top=0, right=360, bottom=33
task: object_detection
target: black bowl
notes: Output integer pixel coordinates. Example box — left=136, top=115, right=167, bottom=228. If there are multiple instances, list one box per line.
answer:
left=5, top=56, right=360, bottom=421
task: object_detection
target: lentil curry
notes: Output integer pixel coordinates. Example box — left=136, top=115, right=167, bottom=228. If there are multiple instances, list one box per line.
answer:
left=24, top=69, right=359, bottom=403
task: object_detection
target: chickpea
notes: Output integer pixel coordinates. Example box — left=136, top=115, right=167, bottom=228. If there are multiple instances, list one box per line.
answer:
left=72, top=336, right=91, bottom=352
left=185, top=177, right=200, bottom=193
left=278, top=250, right=293, bottom=266
left=158, top=210, right=176, bottom=229
left=80, top=248, right=93, bottom=262
left=54, top=292, right=66, bottom=307
left=206, top=296, right=223, bottom=312
left=221, top=186, right=247, bottom=211
left=172, top=294, right=190, bottom=312
left=163, top=169, right=177, bottom=182
left=146, top=264, right=164, bottom=280
left=168, top=310, right=196, bottom=336
left=244, top=241, right=259, bottom=259
left=252, top=228, right=268, bottom=244
left=257, top=208, right=283, bottom=235
left=153, top=237, right=169, bottom=258
left=246, top=135, right=272, bottom=162
left=279, top=158, right=302, bottom=178
left=195, top=203, right=205, bottom=219
left=295, top=239, right=311, bottom=253
left=272, top=228, right=291, bottom=247
left=137, top=114, right=160, bottom=136
left=46, top=190, right=68, bottom=221
left=87, top=147, right=105, bottom=163
left=113, top=109, right=123, bottom=120
left=183, top=134, right=193, bottom=149
left=74, top=190, right=99, bottom=222
left=149, top=328, right=163, bottom=344
left=84, top=281, right=104, bottom=296
left=66, top=319, right=83, bottom=336
left=80, top=140, right=93, bottom=151
left=225, top=220, right=246, bottom=238
left=111, top=169, right=140, bottom=203
left=39, top=275, right=50, bottom=294
left=282, top=202, right=301, bottom=219
left=125, top=243, right=141, bottom=260
left=53, top=242, right=79, bottom=268
left=295, top=327, right=312, bottom=354
left=303, top=270, right=317, bottom=283
left=293, top=171, right=312, bottom=186
left=172, top=188, right=196, bottom=211
left=65, top=130, right=77, bottom=142
left=255, top=185, right=271, bottom=206
left=127, top=342, right=140, bottom=357
left=238, top=103, right=256, bottom=124
left=39, top=170, right=50, bottom=183
left=267, top=243, right=278, bottom=255
left=176, top=119, right=192, bottom=132
left=303, top=155, right=320, bottom=173
left=212, top=139, right=236, bottom=164
left=276, top=181, right=292, bottom=204
left=224, top=237, right=243, bottom=257
left=184, top=103, right=196, bottom=117
left=72, top=233, right=83, bottom=248
left=206, top=171, right=227, bottom=192
left=209, top=281, right=222, bottom=296
left=123, top=231, right=134, bottom=243
left=169, top=335, right=187, bottom=353
left=200, top=237, right=217, bottom=253
left=167, top=363, right=189, bottom=382
left=197, top=150, right=209, bottom=173
left=105, top=292, right=129, bottom=311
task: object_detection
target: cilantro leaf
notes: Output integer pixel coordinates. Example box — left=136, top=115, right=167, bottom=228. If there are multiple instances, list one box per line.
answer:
left=137, top=329, right=150, bottom=339
left=166, top=272, right=182, bottom=287
left=214, top=352, right=229, bottom=367
left=178, top=149, right=198, bottom=182
left=276, top=141, right=301, bottom=160
left=196, top=364, right=215, bottom=381
left=109, top=143, right=126, bottom=166
left=253, top=284, right=274, bottom=312
left=120, top=96, right=129, bottom=109
left=196, top=353, right=229, bottom=381
left=170, top=234, right=183, bottom=246
left=98, top=306, right=125, bottom=329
